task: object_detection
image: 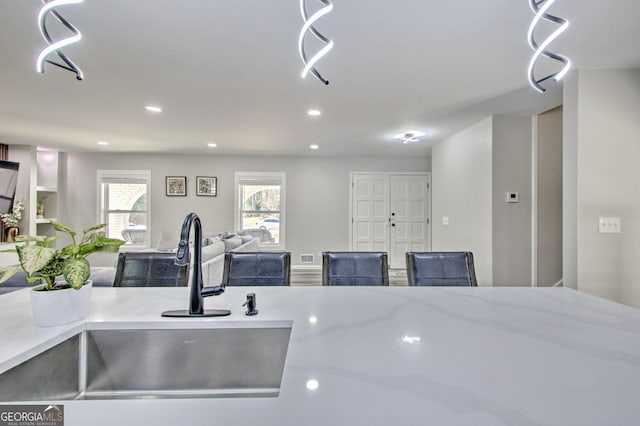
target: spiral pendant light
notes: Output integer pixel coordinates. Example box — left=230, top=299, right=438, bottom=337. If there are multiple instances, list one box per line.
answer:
left=527, top=0, right=571, bottom=93
left=298, top=0, right=333, bottom=85
left=36, top=0, right=84, bottom=80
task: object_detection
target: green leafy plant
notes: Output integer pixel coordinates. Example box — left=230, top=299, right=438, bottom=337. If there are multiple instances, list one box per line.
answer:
left=0, top=221, right=125, bottom=290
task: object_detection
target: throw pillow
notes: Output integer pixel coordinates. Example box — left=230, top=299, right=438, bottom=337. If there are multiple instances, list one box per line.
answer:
left=223, top=236, right=242, bottom=251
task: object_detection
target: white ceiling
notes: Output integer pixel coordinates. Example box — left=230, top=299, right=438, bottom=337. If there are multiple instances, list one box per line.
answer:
left=0, top=0, right=639, bottom=157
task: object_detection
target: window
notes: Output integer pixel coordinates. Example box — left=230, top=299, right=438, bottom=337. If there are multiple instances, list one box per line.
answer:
left=235, top=172, right=285, bottom=248
left=98, top=170, right=151, bottom=248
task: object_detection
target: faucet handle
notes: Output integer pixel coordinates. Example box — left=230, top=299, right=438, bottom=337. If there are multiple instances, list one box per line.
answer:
left=175, top=240, right=190, bottom=266
left=243, top=293, right=258, bottom=316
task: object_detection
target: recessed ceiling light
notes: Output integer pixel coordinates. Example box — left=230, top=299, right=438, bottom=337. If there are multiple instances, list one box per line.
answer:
left=402, top=335, right=421, bottom=344
left=207, top=143, right=217, bottom=148
left=144, top=105, right=162, bottom=113
left=309, top=144, right=319, bottom=150
left=393, top=130, right=426, bottom=144
left=97, top=141, right=109, bottom=146
left=307, top=109, right=321, bottom=117
left=306, top=379, right=319, bottom=391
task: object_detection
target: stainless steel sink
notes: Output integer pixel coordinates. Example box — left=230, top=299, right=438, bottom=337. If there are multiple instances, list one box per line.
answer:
left=0, top=325, right=292, bottom=400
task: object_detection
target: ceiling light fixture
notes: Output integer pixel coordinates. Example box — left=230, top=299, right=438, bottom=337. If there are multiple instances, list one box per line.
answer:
left=298, top=0, right=333, bottom=85
left=96, top=141, right=109, bottom=146
left=144, top=105, right=162, bottom=113
left=393, top=130, right=426, bottom=144
left=207, top=143, right=217, bottom=148
left=36, top=0, right=84, bottom=80
left=309, top=144, right=319, bottom=150
left=527, top=0, right=571, bottom=93
left=307, top=109, right=321, bottom=116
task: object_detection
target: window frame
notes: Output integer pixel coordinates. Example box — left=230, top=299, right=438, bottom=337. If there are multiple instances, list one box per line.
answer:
left=234, top=171, right=286, bottom=250
left=97, top=170, right=152, bottom=249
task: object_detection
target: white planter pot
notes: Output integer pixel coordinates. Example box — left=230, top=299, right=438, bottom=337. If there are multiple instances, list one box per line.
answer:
left=29, top=280, right=93, bottom=327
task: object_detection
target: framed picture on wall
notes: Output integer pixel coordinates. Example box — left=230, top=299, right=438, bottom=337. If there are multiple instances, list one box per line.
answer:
left=166, top=176, right=187, bottom=196
left=196, top=176, right=217, bottom=197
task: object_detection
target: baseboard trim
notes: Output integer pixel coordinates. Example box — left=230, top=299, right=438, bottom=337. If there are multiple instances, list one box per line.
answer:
left=291, top=265, right=321, bottom=271
left=291, top=265, right=322, bottom=286
left=289, top=265, right=408, bottom=286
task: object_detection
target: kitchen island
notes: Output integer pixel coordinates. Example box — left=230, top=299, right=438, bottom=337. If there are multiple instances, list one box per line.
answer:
left=1, top=286, right=640, bottom=426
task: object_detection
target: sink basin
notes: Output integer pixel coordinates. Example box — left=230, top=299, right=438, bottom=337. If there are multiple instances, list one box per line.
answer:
left=0, top=324, right=292, bottom=400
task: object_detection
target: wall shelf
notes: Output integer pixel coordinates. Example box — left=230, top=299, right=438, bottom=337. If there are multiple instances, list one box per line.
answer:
left=36, top=218, right=57, bottom=224
left=36, top=186, right=57, bottom=193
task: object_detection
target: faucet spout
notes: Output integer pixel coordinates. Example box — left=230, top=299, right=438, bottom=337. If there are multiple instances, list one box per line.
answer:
left=161, top=213, right=229, bottom=318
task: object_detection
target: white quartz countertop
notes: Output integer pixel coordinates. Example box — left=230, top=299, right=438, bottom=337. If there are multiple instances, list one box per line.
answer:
left=1, top=286, right=640, bottom=426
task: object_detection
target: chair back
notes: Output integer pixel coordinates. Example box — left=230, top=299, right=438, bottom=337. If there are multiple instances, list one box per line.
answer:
left=113, top=251, right=188, bottom=287
left=322, top=251, right=389, bottom=286
left=222, top=252, right=291, bottom=286
left=406, top=251, right=478, bottom=286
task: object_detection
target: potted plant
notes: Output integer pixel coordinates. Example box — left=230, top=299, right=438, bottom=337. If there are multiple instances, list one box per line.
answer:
left=0, top=221, right=124, bottom=327
left=1, top=198, right=24, bottom=242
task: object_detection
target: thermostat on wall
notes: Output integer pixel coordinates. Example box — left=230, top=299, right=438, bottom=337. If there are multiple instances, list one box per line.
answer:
left=505, top=192, right=519, bottom=203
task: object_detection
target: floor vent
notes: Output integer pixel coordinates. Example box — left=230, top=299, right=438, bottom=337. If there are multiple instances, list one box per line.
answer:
left=300, top=254, right=315, bottom=264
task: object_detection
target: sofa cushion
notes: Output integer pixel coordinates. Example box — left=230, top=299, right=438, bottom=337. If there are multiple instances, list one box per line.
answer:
left=239, top=234, right=254, bottom=244
left=201, top=239, right=225, bottom=262
left=235, top=237, right=260, bottom=252
left=223, top=236, right=243, bottom=251
left=206, top=236, right=221, bottom=246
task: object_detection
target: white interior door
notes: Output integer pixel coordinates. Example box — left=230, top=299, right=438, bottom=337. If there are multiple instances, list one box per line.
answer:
left=389, top=175, right=430, bottom=268
left=351, top=173, right=430, bottom=269
left=352, top=174, right=389, bottom=251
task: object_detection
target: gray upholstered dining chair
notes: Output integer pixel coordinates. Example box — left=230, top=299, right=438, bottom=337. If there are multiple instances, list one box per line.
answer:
left=221, top=252, right=291, bottom=286
left=322, top=251, right=389, bottom=286
left=113, top=251, right=189, bottom=287
left=405, top=251, right=478, bottom=286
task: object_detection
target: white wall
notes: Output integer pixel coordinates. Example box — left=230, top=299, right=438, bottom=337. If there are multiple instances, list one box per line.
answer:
left=432, top=118, right=493, bottom=285
left=536, top=107, right=563, bottom=286
left=563, top=77, right=579, bottom=290
left=492, top=115, right=532, bottom=286
left=59, top=153, right=430, bottom=267
left=564, top=69, right=640, bottom=307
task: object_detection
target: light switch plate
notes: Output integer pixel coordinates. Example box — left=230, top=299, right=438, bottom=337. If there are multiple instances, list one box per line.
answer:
left=598, top=217, right=621, bottom=234
left=505, top=192, right=519, bottom=203
left=442, top=216, right=449, bottom=226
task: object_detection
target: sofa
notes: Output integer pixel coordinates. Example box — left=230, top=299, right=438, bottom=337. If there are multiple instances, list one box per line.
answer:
left=114, top=232, right=260, bottom=287
left=0, top=233, right=259, bottom=293
left=197, top=233, right=259, bottom=287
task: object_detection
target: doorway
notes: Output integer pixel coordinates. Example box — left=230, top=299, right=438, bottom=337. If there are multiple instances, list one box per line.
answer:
left=350, top=173, right=431, bottom=269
